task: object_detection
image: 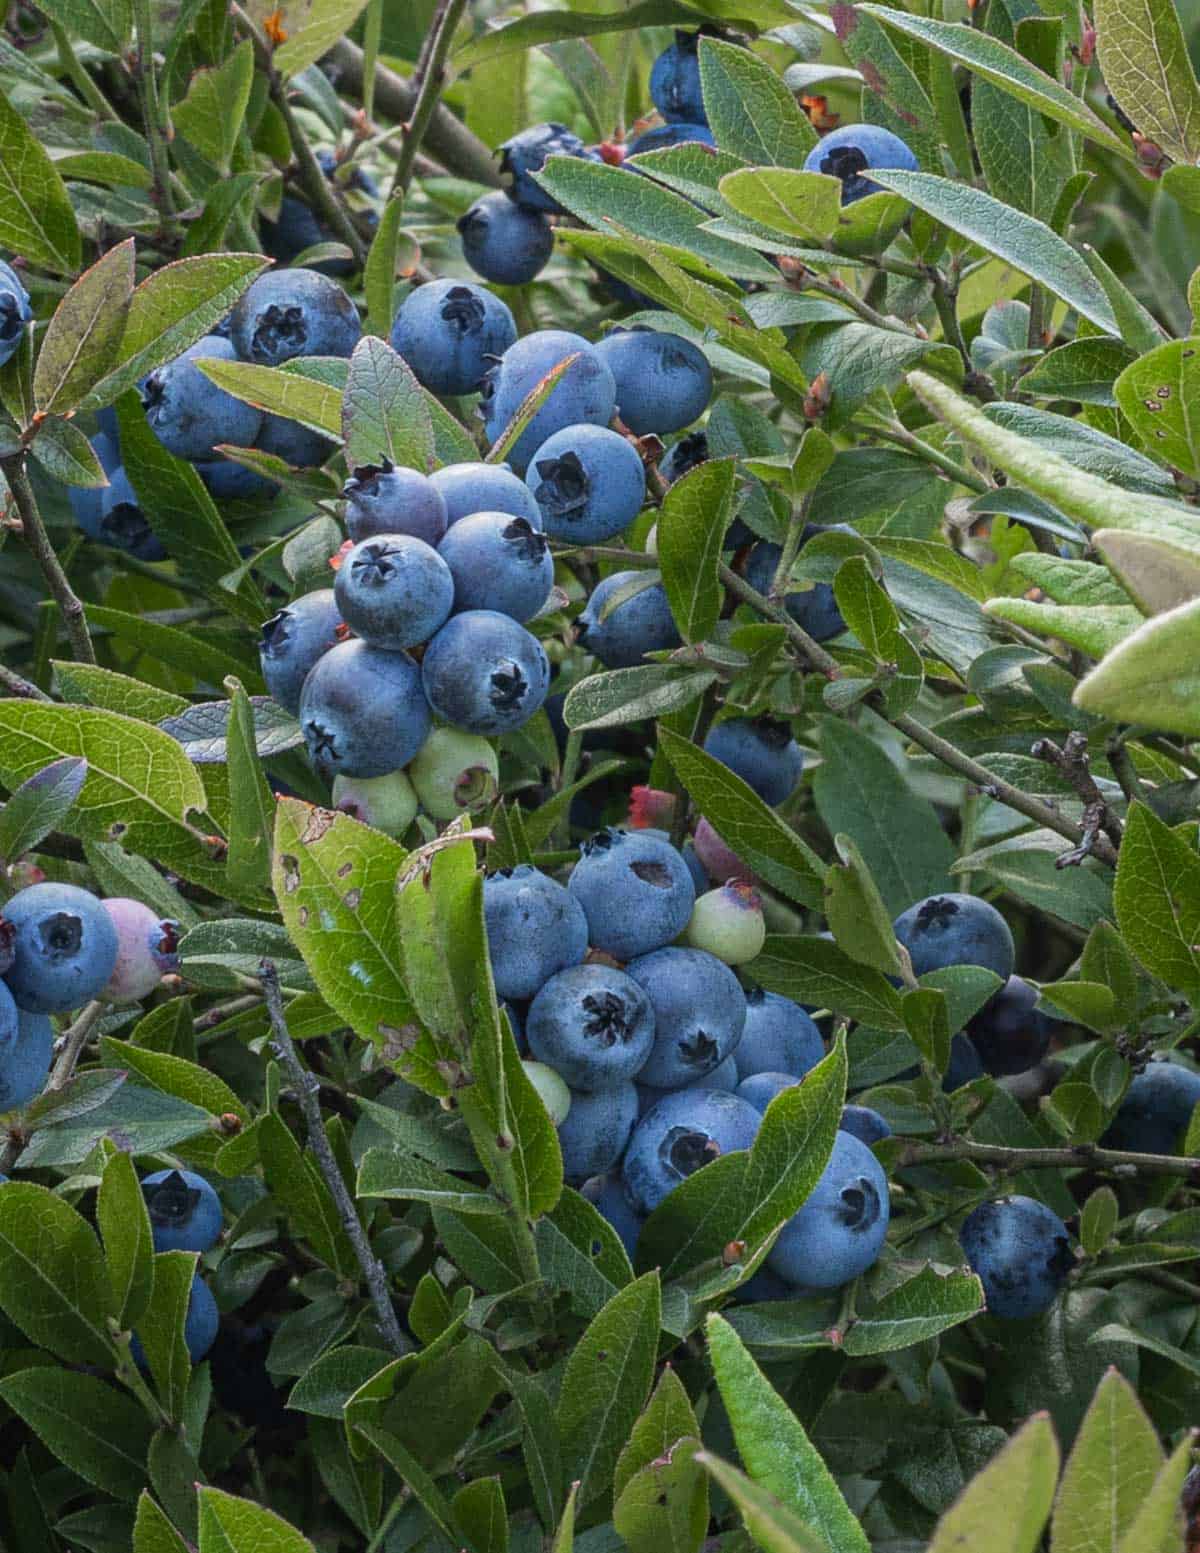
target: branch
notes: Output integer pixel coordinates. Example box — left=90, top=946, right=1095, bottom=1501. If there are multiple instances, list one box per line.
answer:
left=3, top=455, right=96, bottom=664
left=389, top=0, right=470, bottom=198
left=1032, top=730, right=1124, bottom=864
left=131, top=0, right=178, bottom=238
left=898, top=1135, right=1200, bottom=1180
left=0, top=660, right=50, bottom=700
left=259, top=961, right=408, bottom=1356
left=47, top=999, right=107, bottom=1091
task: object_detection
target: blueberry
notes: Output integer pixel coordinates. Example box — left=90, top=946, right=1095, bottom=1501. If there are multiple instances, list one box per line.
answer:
left=626, top=123, right=715, bottom=156
left=734, top=989, right=823, bottom=1081
left=966, top=976, right=1056, bottom=1077
left=0, top=260, right=32, bottom=369
left=231, top=270, right=361, bottom=367
left=650, top=30, right=707, bottom=124
left=736, top=1070, right=798, bottom=1115
left=568, top=827, right=696, bottom=961
left=738, top=1266, right=800, bottom=1302
left=259, top=588, right=343, bottom=716
left=627, top=947, right=746, bottom=1089
left=333, top=769, right=419, bottom=837
left=660, top=431, right=709, bottom=485
left=141, top=335, right=263, bottom=462
left=575, top=571, right=680, bottom=669
left=685, top=881, right=765, bottom=965
left=623, top=1087, right=761, bottom=1215
left=744, top=528, right=848, bottom=642
left=840, top=1105, right=891, bottom=1144
left=681, top=1051, right=739, bottom=1092
left=101, top=898, right=180, bottom=1003
left=703, top=717, right=805, bottom=807
left=767, top=1130, right=889, bottom=1288
left=943, top=1032, right=985, bottom=1092
left=479, top=330, right=617, bottom=475
left=408, top=728, right=499, bottom=820
left=893, top=893, right=1015, bottom=981
left=300, top=639, right=431, bottom=780
left=0, top=991, right=52, bottom=1110
left=392, top=279, right=517, bottom=397
left=483, top=864, right=589, bottom=1002
left=429, top=461, right=543, bottom=528
left=94, top=405, right=120, bottom=443
left=75, top=465, right=167, bottom=561
left=438, top=513, right=553, bottom=621
left=131, top=1273, right=219, bottom=1370
left=333, top=535, right=454, bottom=650
left=142, top=1167, right=223, bottom=1253
left=528, top=963, right=655, bottom=1091
left=4, top=882, right=119, bottom=1015
left=1102, top=1058, right=1200, bottom=1154
left=498, top=122, right=592, bottom=213
left=557, top=1081, right=639, bottom=1182
left=458, top=192, right=554, bottom=287
left=582, top=1172, right=643, bottom=1262
left=959, top=1195, right=1073, bottom=1320
left=595, top=327, right=713, bottom=436
left=261, top=195, right=328, bottom=268
left=197, top=459, right=278, bottom=501
left=343, top=461, right=449, bottom=547
left=256, top=412, right=335, bottom=469
left=526, top=423, right=646, bottom=544
left=802, top=124, right=919, bottom=205
left=92, top=431, right=121, bottom=475
left=693, top=816, right=751, bottom=885
left=421, top=609, right=550, bottom=735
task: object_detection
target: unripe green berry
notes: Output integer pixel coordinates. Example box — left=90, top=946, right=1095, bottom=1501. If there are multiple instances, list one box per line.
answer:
left=333, top=770, right=419, bottom=837
left=522, top=1060, right=571, bottom=1125
left=409, top=727, right=500, bottom=820
left=684, top=880, right=766, bottom=964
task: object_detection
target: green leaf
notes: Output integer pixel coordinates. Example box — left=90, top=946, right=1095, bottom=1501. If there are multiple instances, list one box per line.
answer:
left=288, top=1346, right=393, bottom=1418
left=535, top=1187, right=632, bottom=1319
left=197, top=1486, right=315, bottom=1552
left=901, top=985, right=951, bottom=1074
left=842, top=1266, right=984, bottom=1355
left=194, top=356, right=343, bottom=439
left=98, top=1149, right=154, bottom=1330
left=983, top=598, right=1143, bottom=658
left=927, top=1412, right=1058, bottom=1553
left=37, top=0, right=130, bottom=50
left=870, top=170, right=1117, bottom=334
left=223, top=681, right=274, bottom=895
left=0, top=753, right=87, bottom=863
left=80, top=254, right=271, bottom=412
left=707, top=1313, right=869, bottom=1553
left=85, top=605, right=262, bottom=695
left=364, top=197, right=408, bottom=339
left=658, top=457, right=735, bottom=643
left=748, top=935, right=905, bottom=1030
left=453, top=1478, right=508, bottom=1553
left=135, top=1249, right=196, bottom=1423
left=1080, top=921, right=1139, bottom=1026
left=833, top=556, right=901, bottom=662
left=259, top=1112, right=356, bottom=1276
left=358, top=1147, right=503, bottom=1214
left=801, top=321, right=961, bottom=429
left=1095, top=0, right=1200, bottom=164
left=718, top=169, right=841, bottom=241
left=1022, top=338, right=1138, bottom=407
left=1079, top=1187, right=1119, bottom=1256
left=134, top=1491, right=189, bottom=1553
left=1051, top=1367, right=1163, bottom=1553
left=30, top=413, right=106, bottom=485
left=100, top=1037, right=249, bottom=1123
left=0, top=1182, right=116, bottom=1364
left=823, top=833, right=904, bottom=980
left=172, top=41, right=254, bottom=172
left=614, top=1437, right=708, bottom=1553
left=0, top=1367, right=150, bottom=1500
left=342, top=334, right=435, bottom=473
left=274, top=0, right=373, bottom=79
left=508, top=1368, right=564, bottom=1530
left=952, top=831, right=1114, bottom=933
left=1113, top=801, right=1200, bottom=998
left=272, top=797, right=413, bottom=1049
left=0, top=85, right=80, bottom=274
left=657, top=726, right=824, bottom=907
left=1116, top=1435, right=1193, bottom=1553
left=698, top=36, right=817, bottom=165
left=812, top=718, right=955, bottom=916
left=614, top=1367, right=701, bottom=1502
left=552, top=1483, right=577, bottom=1553
left=1113, top=337, right=1200, bottom=480
left=556, top=1271, right=661, bottom=1507
left=33, top=238, right=134, bottom=414
left=563, top=666, right=717, bottom=732
left=697, top=1451, right=829, bottom=1553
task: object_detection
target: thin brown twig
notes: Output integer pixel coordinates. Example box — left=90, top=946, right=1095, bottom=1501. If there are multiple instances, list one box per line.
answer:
left=3, top=455, right=96, bottom=664
left=47, top=999, right=107, bottom=1092
left=388, top=0, right=470, bottom=198
left=898, top=1135, right=1200, bottom=1179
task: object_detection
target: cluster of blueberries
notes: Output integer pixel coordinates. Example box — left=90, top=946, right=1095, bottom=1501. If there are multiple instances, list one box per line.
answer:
left=0, top=882, right=178, bottom=1112
left=138, top=1168, right=223, bottom=1364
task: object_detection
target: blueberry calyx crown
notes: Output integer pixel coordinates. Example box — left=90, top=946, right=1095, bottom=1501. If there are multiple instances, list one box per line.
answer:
left=253, top=303, right=308, bottom=361
left=662, top=1124, right=721, bottom=1180
left=440, top=286, right=487, bottom=335
left=143, top=1168, right=202, bottom=1227
left=102, top=501, right=155, bottom=554
left=502, top=518, right=549, bottom=565
left=351, top=540, right=403, bottom=585
left=141, top=373, right=167, bottom=419
left=0, top=288, right=25, bottom=342
left=38, top=910, right=83, bottom=960
left=915, top=896, right=959, bottom=932
left=343, top=459, right=395, bottom=499
left=750, top=715, right=793, bottom=750
left=837, top=1175, right=882, bottom=1232
left=154, top=919, right=182, bottom=969
left=489, top=660, right=528, bottom=712
left=260, top=609, right=293, bottom=657
left=579, top=827, right=627, bottom=858
left=678, top=1030, right=719, bottom=1068
left=306, top=721, right=339, bottom=760
left=533, top=453, right=591, bottom=518
left=745, top=985, right=766, bottom=1006
left=457, top=206, right=489, bottom=241
left=580, top=990, right=633, bottom=1047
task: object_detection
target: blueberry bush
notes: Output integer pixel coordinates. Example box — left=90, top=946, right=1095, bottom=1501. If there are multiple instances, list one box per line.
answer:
left=3, top=0, right=1200, bottom=1548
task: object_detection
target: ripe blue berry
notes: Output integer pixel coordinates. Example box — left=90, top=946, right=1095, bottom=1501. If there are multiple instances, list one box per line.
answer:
left=893, top=893, right=1015, bottom=981
left=959, top=1195, right=1073, bottom=1320
left=803, top=124, right=919, bottom=205
left=703, top=717, right=805, bottom=807
left=197, top=459, right=277, bottom=501
left=259, top=589, right=343, bottom=716
left=142, top=1167, right=223, bottom=1253
left=0, top=993, right=52, bottom=1110
left=0, top=260, right=32, bottom=368
left=735, top=1070, right=798, bottom=1114
left=840, top=1104, right=892, bottom=1144
left=734, top=989, right=823, bottom=1081
left=568, top=828, right=696, bottom=961
left=429, top=461, right=543, bottom=529
left=483, top=865, right=588, bottom=1002
left=438, top=513, right=553, bottom=621
left=526, top=423, right=646, bottom=544
left=333, top=535, right=454, bottom=650
left=184, top=1274, right=219, bottom=1361
left=626, top=123, right=715, bottom=156
left=392, top=279, right=517, bottom=397
left=421, top=609, right=550, bottom=735
left=594, top=327, right=713, bottom=435
left=343, top=461, right=449, bottom=547
left=627, top=947, right=746, bottom=1089
left=767, top=1130, right=890, bottom=1289
left=300, top=639, right=431, bottom=780
left=73, top=464, right=167, bottom=561
left=943, top=1032, right=984, bottom=1092
left=4, top=882, right=119, bottom=1014
left=102, top=898, right=180, bottom=1003
left=660, top=431, right=709, bottom=485
left=744, top=529, right=848, bottom=642
left=141, top=336, right=263, bottom=462
left=966, top=975, right=1056, bottom=1077
left=650, top=31, right=707, bottom=124
left=458, top=192, right=554, bottom=287
left=498, top=122, right=594, bottom=213
left=581, top=1172, right=643, bottom=1263
left=256, top=413, right=335, bottom=469
left=231, top=270, right=361, bottom=367
left=623, top=1087, right=761, bottom=1215
left=557, top=1081, right=639, bottom=1182
left=1103, top=1059, right=1200, bottom=1154
left=479, top=330, right=616, bottom=475
left=575, top=571, right=680, bottom=669
left=528, top=963, right=655, bottom=1091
